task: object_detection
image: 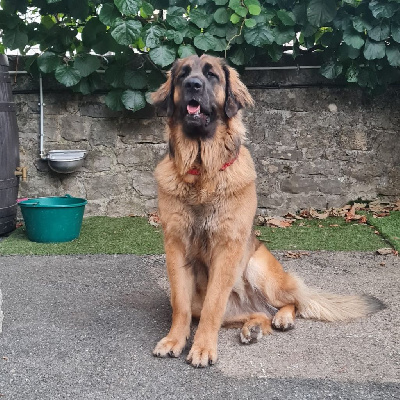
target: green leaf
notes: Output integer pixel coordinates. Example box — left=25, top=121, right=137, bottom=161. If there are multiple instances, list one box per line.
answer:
left=363, top=39, right=386, bottom=60
left=352, top=17, right=372, bottom=33
left=140, top=2, right=154, bottom=19
left=99, top=3, right=121, bottom=26
left=166, top=7, right=188, bottom=30
left=320, top=60, right=343, bottom=79
left=2, top=27, right=28, bottom=50
left=190, top=8, right=214, bottom=29
left=244, top=24, right=274, bottom=46
left=124, top=69, right=148, bottom=89
left=343, top=29, right=364, bottom=49
left=214, top=0, right=228, bottom=4
left=339, top=43, right=360, bottom=60
left=307, top=0, right=337, bottom=27
left=244, top=18, right=257, bottom=28
left=55, top=65, right=81, bottom=87
left=386, top=44, right=400, bottom=67
left=244, top=0, right=261, bottom=16
left=111, top=19, right=142, bottom=45
left=105, top=89, right=125, bottom=111
left=178, top=44, right=197, bottom=58
left=74, top=54, right=101, bottom=77
left=234, top=6, right=248, bottom=18
left=145, top=25, right=166, bottom=49
left=276, top=10, right=296, bottom=26
left=214, top=8, right=230, bottom=24
left=274, top=26, right=295, bottom=45
left=121, top=90, right=146, bottom=112
left=105, top=63, right=126, bottom=88
left=194, top=33, right=227, bottom=51
left=149, top=45, right=176, bottom=67
left=114, top=0, right=140, bottom=16
left=230, top=13, right=241, bottom=24
left=369, top=0, right=398, bottom=19
left=392, top=23, right=400, bottom=43
left=368, top=21, right=390, bottom=42
left=346, top=64, right=359, bottom=83
left=37, top=51, right=60, bottom=73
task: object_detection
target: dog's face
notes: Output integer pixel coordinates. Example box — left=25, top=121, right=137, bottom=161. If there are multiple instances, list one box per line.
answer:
left=152, top=55, right=254, bottom=140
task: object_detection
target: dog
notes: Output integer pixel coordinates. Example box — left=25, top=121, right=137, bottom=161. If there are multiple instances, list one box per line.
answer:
left=151, top=55, right=383, bottom=368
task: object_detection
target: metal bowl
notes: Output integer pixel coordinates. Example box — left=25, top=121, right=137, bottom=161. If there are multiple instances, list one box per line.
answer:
left=47, top=150, right=87, bottom=174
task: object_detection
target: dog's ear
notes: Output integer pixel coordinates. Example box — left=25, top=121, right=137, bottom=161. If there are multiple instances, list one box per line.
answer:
left=223, top=64, right=254, bottom=118
left=151, top=63, right=177, bottom=117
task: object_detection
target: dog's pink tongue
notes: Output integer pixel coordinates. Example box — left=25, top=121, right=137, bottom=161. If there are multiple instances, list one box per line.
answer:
left=187, top=104, right=200, bottom=114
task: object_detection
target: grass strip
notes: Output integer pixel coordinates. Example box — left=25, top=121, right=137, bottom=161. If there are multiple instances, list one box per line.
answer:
left=0, top=216, right=164, bottom=256
left=366, top=211, right=400, bottom=252
left=257, top=217, right=388, bottom=251
left=0, top=215, right=392, bottom=256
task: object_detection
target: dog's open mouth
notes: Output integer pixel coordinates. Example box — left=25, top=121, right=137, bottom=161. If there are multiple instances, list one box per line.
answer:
left=186, top=100, right=211, bottom=125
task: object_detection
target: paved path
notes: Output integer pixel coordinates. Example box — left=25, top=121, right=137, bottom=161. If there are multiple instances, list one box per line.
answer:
left=0, top=252, right=399, bottom=399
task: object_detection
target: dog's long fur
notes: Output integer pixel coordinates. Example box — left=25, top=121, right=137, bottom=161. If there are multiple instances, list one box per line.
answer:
left=151, top=55, right=383, bottom=367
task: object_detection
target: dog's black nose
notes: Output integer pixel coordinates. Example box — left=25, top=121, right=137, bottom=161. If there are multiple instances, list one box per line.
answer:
left=185, top=77, right=203, bottom=91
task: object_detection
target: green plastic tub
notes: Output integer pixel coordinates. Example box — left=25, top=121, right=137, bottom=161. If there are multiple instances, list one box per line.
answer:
left=19, top=194, right=87, bottom=243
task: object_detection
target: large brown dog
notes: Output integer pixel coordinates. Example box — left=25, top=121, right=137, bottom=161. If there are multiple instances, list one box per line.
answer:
left=151, top=55, right=382, bottom=368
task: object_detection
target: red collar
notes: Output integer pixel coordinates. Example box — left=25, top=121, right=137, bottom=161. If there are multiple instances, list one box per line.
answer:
left=187, top=154, right=239, bottom=175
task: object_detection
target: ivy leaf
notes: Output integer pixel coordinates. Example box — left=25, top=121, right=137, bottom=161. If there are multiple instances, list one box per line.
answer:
left=149, top=45, right=176, bottom=67
left=244, top=0, right=261, bottom=16
left=276, top=10, right=296, bottom=26
left=140, top=2, right=154, bottom=19
left=386, top=44, right=400, bottom=67
left=244, top=18, right=257, bottom=28
left=392, top=23, right=400, bottom=43
left=363, top=38, right=386, bottom=60
left=190, top=8, right=214, bottom=29
left=228, top=45, right=255, bottom=65
left=2, top=27, right=28, bottom=50
left=339, top=43, right=360, bottom=60
left=320, top=60, right=343, bottom=79
left=111, top=19, right=142, bottom=45
left=55, top=65, right=81, bottom=87
left=145, top=25, right=166, bottom=49
left=114, top=0, right=140, bottom=16
left=307, top=0, right=337, bottom=27
left=343, top=29, right=364, bottom=49
left=166, top=7, right=188, bottom=30
left=368, top=21, right=390, bottom=42
left=244, top=24, right=274, bottom=46
left=37, top=51, right=60, bottom=73
left=369, top=0, right=398, bottom=19
left=234, top=6, right=248, bottom=18
left=346, top=64, right=359, bottom=83
left=178, top=44, right=197, bottom=58
left=99, top=3, right=121, bottom=26
left=121, top=89, right=146, bottom=112
left=230, top=13, right=241, bottom=24
left=268, top=43, right=283, bottom=62
left=352, top=16, right=372, bottom=33
left=194, top=33, right=227, bottom=51
left=214, top=0, right=228, bottom=4
left=274, top=26, right=295, bottom=45
left=74, top=54, right=101, bottom=77
left=105, top=89, right=125, bottom=111
left=214, top=8, right=230, bottom=24
left=104, top=63, right=126, bottom=88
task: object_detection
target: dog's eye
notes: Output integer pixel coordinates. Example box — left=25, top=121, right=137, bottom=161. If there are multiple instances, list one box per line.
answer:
left=206, top=71, right=218, bottom=79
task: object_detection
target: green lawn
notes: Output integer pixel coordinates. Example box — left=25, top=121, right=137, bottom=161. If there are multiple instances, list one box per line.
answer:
left=1, top=213, right=398, bottom=256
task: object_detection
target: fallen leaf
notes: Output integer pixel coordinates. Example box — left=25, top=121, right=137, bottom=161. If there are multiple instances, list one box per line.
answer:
left=256, top=216, right=265, bottom=226
left=284, top=212, right=303, bottom=220
left=329, top=224, right=339, bottom=227
left=266, top=217, right=293, bottom=228
left=310, top=208, right=329, bottom=220
left=254, top=230, right=261, bottom=237
left=148, top=212, right=161, bottom=227
left=318, top=224, right=323, bottom=228
left=284, top=251, right=310, bottom=259
left=376, top=248, right=395, bottom=255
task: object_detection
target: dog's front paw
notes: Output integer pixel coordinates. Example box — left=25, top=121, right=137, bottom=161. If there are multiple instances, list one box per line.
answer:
left=153, top=336, right=186, bottom=358
left=186, top=343, right=217, bottom=368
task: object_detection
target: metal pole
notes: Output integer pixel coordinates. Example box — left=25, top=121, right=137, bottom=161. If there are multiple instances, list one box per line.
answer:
left=39, top=74, right=46, bottom=159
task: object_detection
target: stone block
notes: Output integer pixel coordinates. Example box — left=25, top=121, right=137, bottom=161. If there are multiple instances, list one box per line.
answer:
left=280, top=176, right=319, bottom=194
left=88, top=119, right=118, bottom=147
left=131, top=170, right=157, bottom=198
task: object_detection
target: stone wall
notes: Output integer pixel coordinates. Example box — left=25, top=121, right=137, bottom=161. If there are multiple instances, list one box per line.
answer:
left=11, top=67, right=400, bottom=217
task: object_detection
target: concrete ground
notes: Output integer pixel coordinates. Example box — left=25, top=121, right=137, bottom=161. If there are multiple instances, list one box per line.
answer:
left=0, top=252, right=399, bottom=399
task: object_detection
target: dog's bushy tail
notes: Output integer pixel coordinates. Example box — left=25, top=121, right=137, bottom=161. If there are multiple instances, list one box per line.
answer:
left=292, top=275, right=385, bottom=322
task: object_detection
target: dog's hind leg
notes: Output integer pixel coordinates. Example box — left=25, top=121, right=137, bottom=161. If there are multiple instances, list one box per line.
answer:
left=223, top=313, right=273, bottom=344
left=246, top=243, right=299, bottom=330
